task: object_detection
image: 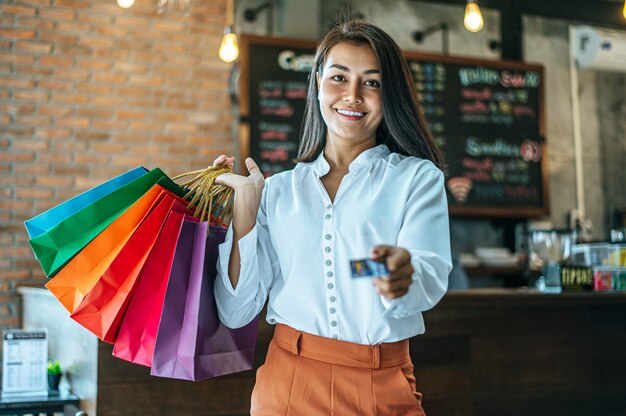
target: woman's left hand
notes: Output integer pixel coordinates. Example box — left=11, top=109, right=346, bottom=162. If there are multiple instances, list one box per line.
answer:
left=371, top=246, right=414, bottom=300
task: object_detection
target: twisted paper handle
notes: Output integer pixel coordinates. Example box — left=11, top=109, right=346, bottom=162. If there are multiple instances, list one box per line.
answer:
left=173, top=166, right=234, bottom=227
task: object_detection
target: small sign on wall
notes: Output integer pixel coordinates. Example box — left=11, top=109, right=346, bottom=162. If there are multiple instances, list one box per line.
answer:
left=2, top=329, right=48, bottom=397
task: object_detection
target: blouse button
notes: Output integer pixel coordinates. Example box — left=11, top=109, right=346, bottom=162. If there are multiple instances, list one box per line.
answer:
left=330, top=307, right=336, bottom=314
left=325, top=247, right=331, bottom=253
left=325, top=234, right=331, bottom=240
left=332, top=334, right=339, bottom=340
left=327, top=283, right=334, bottom=289
left=327, top=271, right=333, bottom=278
left=325, top=260, right=332, bottom=266
left=326, top=204, right=332, bottom=210
left=329, top=296, right=336, bottom=302
left=325, top=214, right=331, bottom=220
left=330, top=321, right=337, bottom=327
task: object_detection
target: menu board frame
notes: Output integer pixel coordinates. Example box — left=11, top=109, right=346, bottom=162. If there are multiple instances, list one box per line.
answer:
left=239, top=34, right=549, bottom=218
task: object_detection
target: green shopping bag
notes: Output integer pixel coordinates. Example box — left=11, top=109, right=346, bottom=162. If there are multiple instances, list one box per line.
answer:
left=29, top=168, right=185, bottom=278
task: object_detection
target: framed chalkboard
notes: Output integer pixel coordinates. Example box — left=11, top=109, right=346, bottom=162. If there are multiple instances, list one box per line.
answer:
left=239, top=35, right=548, bottom=218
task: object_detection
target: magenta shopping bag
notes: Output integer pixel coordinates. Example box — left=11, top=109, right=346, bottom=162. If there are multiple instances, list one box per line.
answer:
left=150, top=220, right=260, bottom=381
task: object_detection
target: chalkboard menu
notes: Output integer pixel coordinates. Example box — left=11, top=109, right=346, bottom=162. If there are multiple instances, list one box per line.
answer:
left=239, top=35, right=547, bottom=218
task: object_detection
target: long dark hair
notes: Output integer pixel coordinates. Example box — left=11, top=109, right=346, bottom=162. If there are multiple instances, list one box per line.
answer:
left=297, top=19, right=445, bottom=171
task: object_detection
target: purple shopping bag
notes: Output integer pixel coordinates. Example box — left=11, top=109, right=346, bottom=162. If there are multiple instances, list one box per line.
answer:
left=151, top=219, right=260, bottom=381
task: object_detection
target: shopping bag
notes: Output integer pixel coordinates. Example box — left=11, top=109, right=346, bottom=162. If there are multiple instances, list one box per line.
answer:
left=70, top=194, right=192, bottom=343
left=112, top=211, right=199, bottom=366
left=28, top=168, right=183, bottom=278
left=24, top=167, right=148, bottom=238
left=45, top=185, right=168, bottom=314
left=151, top=220, right=260, bottom=381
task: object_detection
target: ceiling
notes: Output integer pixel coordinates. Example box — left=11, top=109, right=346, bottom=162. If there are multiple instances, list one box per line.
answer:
left=416, top=0, right=626, bottom=30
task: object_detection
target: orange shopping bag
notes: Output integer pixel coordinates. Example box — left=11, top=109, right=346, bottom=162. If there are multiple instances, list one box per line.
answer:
left=45, top=185, right=168, bottom=313
left=70, top=194, right=192, bottom=343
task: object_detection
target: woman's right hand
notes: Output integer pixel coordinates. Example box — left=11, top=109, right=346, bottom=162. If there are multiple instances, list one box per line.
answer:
left=212, top=155, right=265, bottom=194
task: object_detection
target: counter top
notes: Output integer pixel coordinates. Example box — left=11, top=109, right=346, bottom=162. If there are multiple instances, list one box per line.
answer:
left=443, top=288, right=626, bottom=306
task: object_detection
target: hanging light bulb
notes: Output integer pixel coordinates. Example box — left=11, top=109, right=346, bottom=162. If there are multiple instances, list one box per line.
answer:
left=116, top=0, right=135, bottom=9
left=464, top=0, right=484, bottom=33
left=623, top=0, right=626, bottom=19
left=219, top=0, right=239, bottom=63
left=219, top=26, right=239, bottom=63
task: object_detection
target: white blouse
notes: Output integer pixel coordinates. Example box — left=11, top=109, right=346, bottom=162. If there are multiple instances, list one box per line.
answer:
left=215, top=144, right=452, bottom=345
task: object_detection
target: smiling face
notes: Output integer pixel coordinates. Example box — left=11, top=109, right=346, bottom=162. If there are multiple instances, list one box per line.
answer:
left=316, top=41, right=383, bottom=148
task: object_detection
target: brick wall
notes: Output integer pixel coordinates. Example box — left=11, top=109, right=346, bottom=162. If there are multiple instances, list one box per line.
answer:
left=0, top=0, right=232, bottom=331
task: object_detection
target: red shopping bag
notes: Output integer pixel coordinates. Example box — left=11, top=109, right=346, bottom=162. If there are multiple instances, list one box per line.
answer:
left=112, top=211, right=198, bottom=366
left=70, top=193, right=192, bottom=343
left=45, top=184, right=166, bottom=314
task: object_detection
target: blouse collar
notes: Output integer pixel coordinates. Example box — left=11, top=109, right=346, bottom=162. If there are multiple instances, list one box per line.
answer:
left=309, top=144, right=390, bottom=176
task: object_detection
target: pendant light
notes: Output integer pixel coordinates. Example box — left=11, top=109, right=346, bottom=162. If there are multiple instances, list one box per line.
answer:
left=464, top=0, right=484, bottom=33
left=219, top=0, right=239, bottom=63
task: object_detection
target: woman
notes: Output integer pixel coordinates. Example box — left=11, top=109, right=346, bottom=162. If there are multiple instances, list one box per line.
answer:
left=213, top=19, right=452, bottom=415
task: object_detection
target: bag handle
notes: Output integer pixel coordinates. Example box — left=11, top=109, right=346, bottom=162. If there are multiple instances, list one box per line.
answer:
left=173, top=166, right=234, bottom=227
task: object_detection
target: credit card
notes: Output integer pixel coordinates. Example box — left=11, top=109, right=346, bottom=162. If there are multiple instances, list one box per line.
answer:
left=349, top=258, right=389, bottom=278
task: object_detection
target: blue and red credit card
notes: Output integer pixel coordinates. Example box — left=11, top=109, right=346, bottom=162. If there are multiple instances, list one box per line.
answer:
left=349, top=258, right=389, bottom=278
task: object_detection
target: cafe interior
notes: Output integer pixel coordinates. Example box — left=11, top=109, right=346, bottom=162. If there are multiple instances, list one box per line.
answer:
left=1, top=0, right=625, bottom=415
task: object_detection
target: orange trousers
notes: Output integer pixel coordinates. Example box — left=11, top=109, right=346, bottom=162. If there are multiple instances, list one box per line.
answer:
left=251, top=324, right=426, bottom=415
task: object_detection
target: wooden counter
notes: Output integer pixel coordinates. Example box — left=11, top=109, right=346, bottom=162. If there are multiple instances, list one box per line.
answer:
left=413, top=289, right=626, bottom=415
left=20, top=288, right=626, bottom=415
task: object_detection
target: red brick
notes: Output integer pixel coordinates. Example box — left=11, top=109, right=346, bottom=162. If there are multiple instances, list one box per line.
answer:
left=0, top=152, right=34, bottom=161
left=38, top=79, right=74, bottom=90
left=75, top=131, right=109, bottom=141
left=14, top=163, right=50, bottom=175
left=16, top=114, right=53, bottom=126
left=55, top=68, right=90, bottom=81
left=77, top=60, right=112, bottom=70
left=13, top=90, right=50, bottom=101
left=35, top=128, right=71, bottom=139
left=17, top=17, right=56, bottom=30
left=0, top=15, right=15, bottom=26
left=79, top=37, right=115, bottom=48
left=77, top=14, right=111, bottom=25
left=76, top=107, right=112, bottom=118
left=0, top=78, right=36, bottom=88
left=52, top=93, right=89, bottom=104
left=2, top=127, right=35, bottom=138
left=0, top=201, right=32, bottom=211
left=93, top=72, right=128, bottom=83
left=95, top=26, right=128, bottom=38
left=76, top=83, right=111, bottom=94
left=0, top=53, right=36, bottom=65
left=91, top=143, right=126, bottom=153
left=56, top=21, right=93, bottom=33
left=93, top=49, right=129, bottom=60
left=15, top=188, right=53, bottom=199
left=56, top=117, right=89, bottom=128
left=2, top=4, right=37, bottom=16
left=15, top=66, right=54, bottom=77
left=54, top=44, right=92, bottom=56
left=12, top=140, right=48, bottom=151
left=114, top=16, right=147, bottom=28
left=53, top=141, right=86, bottom=152
left=0, top=176, right=35, bottom=186
left=90, top=117, right=127, bottom=129
left=91, top=97, right=126, bottom=107
left=39, top=56, right=74, bottom=66
left=39, top=7, right=76, bottom=20
left=15, top=40, right=53, bottom=54
left=111, top=155, right=146, bottom=167
left=0, top=114, right=10, bottom=125
left=118, top=110, right=147, bottom=120
left=55, top=0, right=91, bottom=9
left=128, top=75, right=163, bottom=85
left=36, top=176, right=73, bottom=187
left=37, top=106, right=73, bottom=117
left=53, top=165, right=89, bottom=176
left=36, top=153, right=70, bottom=163
left=75, top=153, right=109, bottom=164
left=0, top=29, right=36, bottom=40
left=114, top=62, right=147, bottom=74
